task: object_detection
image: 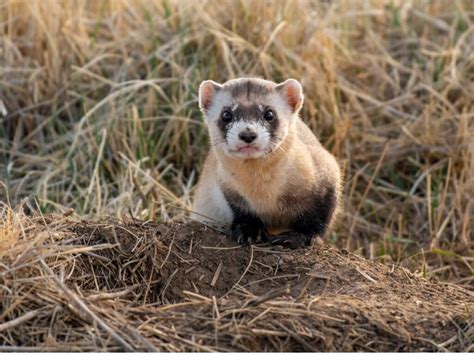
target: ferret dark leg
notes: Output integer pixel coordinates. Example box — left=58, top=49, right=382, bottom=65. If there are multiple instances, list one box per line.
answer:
left=230, top=212, right=268, bottom=245
left=222, top=187, right=268, bottom=245
left=271, top=185, right=337, bottom=249
left=270, top=231, right=312, bottom=249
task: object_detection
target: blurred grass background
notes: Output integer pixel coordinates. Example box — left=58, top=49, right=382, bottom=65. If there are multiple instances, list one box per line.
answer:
left=1, top=0, right=473, bottom=288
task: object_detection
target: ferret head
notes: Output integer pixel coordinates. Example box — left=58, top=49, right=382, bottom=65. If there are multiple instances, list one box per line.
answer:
left=198, top=77, right=304, bottom=159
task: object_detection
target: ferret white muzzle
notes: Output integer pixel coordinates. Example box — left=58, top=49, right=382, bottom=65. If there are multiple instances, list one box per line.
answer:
left=225, top=121, right=271, bottom=159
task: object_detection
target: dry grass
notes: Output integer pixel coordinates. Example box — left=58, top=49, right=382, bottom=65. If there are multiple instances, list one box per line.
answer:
left=1, top=0, right=473, bottom=290
left=0, top=211, right=472, bottom=351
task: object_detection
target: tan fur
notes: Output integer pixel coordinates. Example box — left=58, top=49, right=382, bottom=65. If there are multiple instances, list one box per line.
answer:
left=191, top=77, right=342, bottom=238
left=193, top=118, right=341, bottom=233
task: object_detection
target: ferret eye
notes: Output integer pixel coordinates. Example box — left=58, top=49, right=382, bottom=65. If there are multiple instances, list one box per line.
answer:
left=264, top=110, right=274, bottom=122
left=221, top=110, right=233, bottom=123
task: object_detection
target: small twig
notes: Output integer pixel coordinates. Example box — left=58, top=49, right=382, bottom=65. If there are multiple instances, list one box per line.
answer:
left=39, top=259, right=134, bottom=351
left=246, top=285, right=290, bottom=307
left=182, top=290, right=211, bottom=302
left=201, top=245, right=242, bottom=250
left=85, top=289, right=132, bottom=301
left=438, top=334, right=459, bottom=349
left=210, top=261, right=223, bottom=287
left=159, top=231, right=174, bottom=268
left=0, top=310, right=40, bottom=332
left=243, top=274, right=300, bottom=288
left=401, top=267, right=416, bottom=285
left=251, top=329, right=288, bottom=336
left=184, top=266, right=197, bottom=274
left=355, top=267, right=377, bottom=283
left=228, top=245, right=254, bottom=295
left=414, top=336, right=449, bottom=352
left=160, top=268, right=179, bottom=304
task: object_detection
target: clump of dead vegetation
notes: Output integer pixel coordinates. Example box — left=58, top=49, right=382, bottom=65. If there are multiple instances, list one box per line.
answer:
left=0, top=208, right=472, bottom=351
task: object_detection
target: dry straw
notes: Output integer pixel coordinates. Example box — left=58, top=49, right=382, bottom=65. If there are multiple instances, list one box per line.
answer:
left=0, top=209, right=472, bottom=351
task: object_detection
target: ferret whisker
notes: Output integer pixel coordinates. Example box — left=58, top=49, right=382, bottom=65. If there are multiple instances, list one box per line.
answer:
left=210, top=139, right=226, bottom=147
left=270, top=141, right=287, bottom=154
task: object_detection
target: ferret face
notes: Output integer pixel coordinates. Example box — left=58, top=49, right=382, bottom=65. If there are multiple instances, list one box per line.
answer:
left=199, top=78, right=304, bottom=159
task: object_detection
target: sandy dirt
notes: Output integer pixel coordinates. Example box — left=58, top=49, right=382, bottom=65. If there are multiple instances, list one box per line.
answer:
left=1, top=216, right=472, bottom=351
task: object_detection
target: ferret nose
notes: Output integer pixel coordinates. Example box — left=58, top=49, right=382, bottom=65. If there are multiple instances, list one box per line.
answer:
left=238, top=131, right=257, bottom=143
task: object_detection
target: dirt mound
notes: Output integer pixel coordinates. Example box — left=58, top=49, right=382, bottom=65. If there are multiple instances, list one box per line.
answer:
left=1, top=215, right=472, bottom=351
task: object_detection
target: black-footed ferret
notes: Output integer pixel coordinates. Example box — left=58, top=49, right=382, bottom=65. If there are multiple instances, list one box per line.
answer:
left=191, top=77, right=342, bottom=248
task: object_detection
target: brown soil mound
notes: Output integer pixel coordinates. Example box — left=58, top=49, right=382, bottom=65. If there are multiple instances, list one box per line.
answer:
left=1, top=215, right=472, bottom=351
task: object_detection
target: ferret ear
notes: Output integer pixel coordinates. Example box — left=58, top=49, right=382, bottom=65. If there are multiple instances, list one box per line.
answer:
left=199, top=80, right=222, bottom=111
left=276, top=78, right=304, bottom=113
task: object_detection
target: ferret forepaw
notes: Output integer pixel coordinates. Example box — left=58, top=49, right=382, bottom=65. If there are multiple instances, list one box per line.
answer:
left=270, top=231, right=312, bottom=249
left=230, top=223, right=269, bottom=245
